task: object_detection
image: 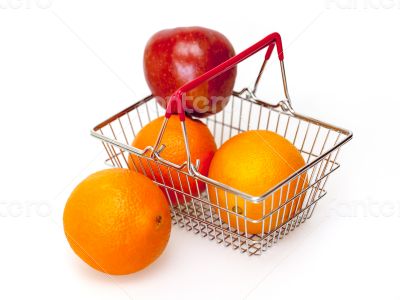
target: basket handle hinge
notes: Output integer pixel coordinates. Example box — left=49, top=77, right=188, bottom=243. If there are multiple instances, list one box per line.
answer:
left=251, top=56, right=293, bottom=112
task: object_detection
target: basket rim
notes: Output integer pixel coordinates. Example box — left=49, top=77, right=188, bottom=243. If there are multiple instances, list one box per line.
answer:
left=91, top=93, right=353, bottom=203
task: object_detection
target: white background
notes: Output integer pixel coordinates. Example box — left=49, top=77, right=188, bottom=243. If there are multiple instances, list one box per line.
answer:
left=1, top=0, right=399, bottom=299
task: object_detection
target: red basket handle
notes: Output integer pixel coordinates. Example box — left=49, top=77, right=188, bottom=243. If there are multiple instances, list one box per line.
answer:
left=165, top=32, right=284, bottom=120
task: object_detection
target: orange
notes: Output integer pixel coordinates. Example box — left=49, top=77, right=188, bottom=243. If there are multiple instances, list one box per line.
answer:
left=63, top=168, right=171, bottom=275
left=129, top=115, right=217, bottom=205
left=208, top=130, right=307, bottom=234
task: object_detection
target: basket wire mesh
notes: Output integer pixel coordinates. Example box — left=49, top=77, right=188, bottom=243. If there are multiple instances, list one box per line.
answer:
left=91, top=92, right=351, bottom=255
left=91, top=33, right=352, bottom=255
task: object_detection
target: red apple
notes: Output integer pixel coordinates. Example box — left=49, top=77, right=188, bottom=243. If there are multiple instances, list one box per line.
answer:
left=143, top=27, right=236, bottom=118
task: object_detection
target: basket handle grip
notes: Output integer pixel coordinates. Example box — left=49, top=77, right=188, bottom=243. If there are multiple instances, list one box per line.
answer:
left=165, top=32, right=284, bottom=120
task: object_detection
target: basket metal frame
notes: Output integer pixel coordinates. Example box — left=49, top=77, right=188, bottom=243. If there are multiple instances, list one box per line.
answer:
left=90, top=33, right=352, bottom=255
left=91, top=92, right=352, bottom=255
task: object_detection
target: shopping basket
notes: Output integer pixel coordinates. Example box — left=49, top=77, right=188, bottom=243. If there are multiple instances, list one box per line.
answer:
left=91, top=32, right=353, bottom=256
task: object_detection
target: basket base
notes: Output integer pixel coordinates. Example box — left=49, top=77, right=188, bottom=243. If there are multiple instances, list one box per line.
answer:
left=170, top=189, right=326, bottom=256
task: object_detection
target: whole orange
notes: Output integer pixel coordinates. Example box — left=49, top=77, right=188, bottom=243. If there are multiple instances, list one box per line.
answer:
left=63, top=168, right=171, bottom=275
left=129, top=115, right=217, bottom=205
left=208, top=130, right=307, bottom=234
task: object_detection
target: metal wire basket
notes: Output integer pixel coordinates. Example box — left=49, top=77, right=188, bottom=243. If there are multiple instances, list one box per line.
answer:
left=91, top=32, right=352, bottom=256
